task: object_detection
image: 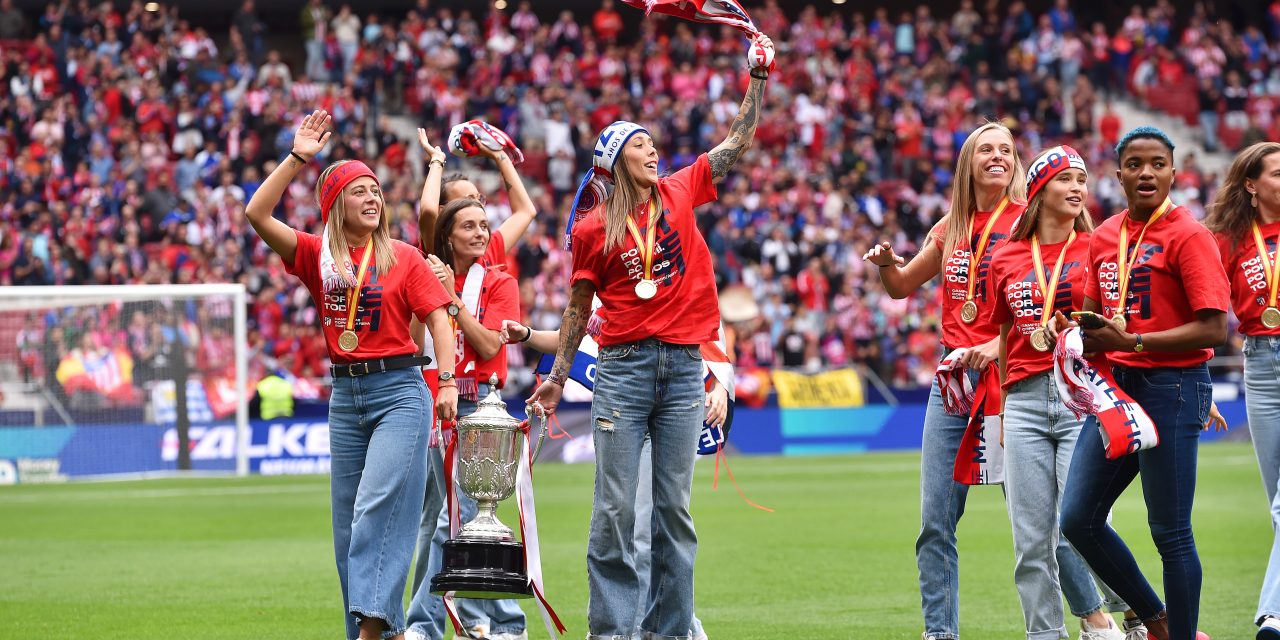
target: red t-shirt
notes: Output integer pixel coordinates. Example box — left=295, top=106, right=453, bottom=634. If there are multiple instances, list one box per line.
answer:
left=425, top=265, right=520, bottom=397
left=1217, top=222, right=1280, bottom=336
left=284, top=230, right=452, bottom=364
left=1084, top=205, right=1230, bottom=368
left=988, top=234, right=1091, bottom=388
left=570, top=153, right=720, bottom=347
left=929, top=201, right=1026, bottom=348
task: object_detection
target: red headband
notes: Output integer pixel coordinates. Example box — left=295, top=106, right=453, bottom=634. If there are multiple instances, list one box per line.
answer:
left=318, top=161, right=379, bottom=224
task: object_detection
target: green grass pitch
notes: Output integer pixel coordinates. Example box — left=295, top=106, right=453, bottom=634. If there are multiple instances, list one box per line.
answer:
left=0, top=442, right=1270, bottom=639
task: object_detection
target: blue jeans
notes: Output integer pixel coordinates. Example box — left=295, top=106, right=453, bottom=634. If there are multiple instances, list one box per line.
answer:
left=633, top=437, right=704, bottom=640
left=1004, top=373, right=1127, bottom=640
left=408, top=383, right=526, bottom=639
left=917, top=369, right=976, bottom=639
left=1244, top=336, right=1280, bottom=625
left=588, top=339, right=704, bottom=640
left=329, top=367, right=432, bottom=640
left=1061, top=364, right=1211, bottom=640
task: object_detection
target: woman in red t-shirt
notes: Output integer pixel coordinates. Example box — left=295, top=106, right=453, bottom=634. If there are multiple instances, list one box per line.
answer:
left=987, top=146, right=1133, bottom=638
left=1204, top=141, right=1280, bottom=638
left=527, top=35, right=773, bottom=640
left=244, top=109, right=458, bottom=640
left=1059, top=127, right=1229, bottom=640
left=863, top=122, right=1027, bottom=639
left=406, top=196, right=527, bottom=638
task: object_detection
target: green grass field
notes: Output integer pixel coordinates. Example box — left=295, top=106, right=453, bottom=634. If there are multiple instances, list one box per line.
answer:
left=0, top=442, right=1271, bottom=639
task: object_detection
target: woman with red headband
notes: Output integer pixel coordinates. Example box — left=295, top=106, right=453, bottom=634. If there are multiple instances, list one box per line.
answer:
left=245, top=109, right=458, bottom=640
left=987, top=146, right=1132, bottom=640
left=1204, top=141, right=1280, bottom=640
left=863, top=122, right=1026, bottom=640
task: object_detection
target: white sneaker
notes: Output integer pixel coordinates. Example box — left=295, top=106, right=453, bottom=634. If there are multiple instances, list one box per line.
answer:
left=1080, top=618, right=1126, bottom=640
left=1121, top=618, right=1149, bottom=640
left=488, top=632, right=528, bottom=640
left=404, top=630, right=427, bottom=640
left=1259, top=616, right=1280, bottom=639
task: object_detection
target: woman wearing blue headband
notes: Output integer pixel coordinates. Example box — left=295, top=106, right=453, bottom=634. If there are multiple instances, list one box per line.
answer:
left=529, top=33, right=774, bottom=640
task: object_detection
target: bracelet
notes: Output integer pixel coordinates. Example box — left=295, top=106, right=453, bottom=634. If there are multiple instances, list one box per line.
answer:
left=546, top=373, right=566, bottom=387
left=289, top=151, right=308, bottom=164
left=749, top=68, right=769, bottom=80
left=438, top=381, right=457, bottom=388
left=519, top=325, right=534, bottom=343
left=429, top=158, right=445, bottom=168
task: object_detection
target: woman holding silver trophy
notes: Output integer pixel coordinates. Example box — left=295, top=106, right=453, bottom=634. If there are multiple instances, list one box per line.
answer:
left=527, top=34, right=772, bottom=640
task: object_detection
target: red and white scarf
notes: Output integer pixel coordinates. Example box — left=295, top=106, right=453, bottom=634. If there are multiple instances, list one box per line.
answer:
left=953, top=364, right=1004, bottom=485
left=448, top=119, right=525, bottom=164
left=935, top=348, right=977, bottom=416
left=1053, top=327, right=1160, bottom=459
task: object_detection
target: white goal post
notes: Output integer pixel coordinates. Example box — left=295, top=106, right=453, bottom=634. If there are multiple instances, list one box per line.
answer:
left=0, top=284, right=250, bottom=481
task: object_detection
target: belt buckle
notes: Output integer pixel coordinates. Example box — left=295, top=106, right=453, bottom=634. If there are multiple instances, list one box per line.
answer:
left=352, top=362, right=371, bottom=377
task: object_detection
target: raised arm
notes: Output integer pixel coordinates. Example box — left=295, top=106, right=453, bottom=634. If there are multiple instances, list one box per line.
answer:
left=707, top=34, right=773, bottom=184
left=417, top=128, right=447, bottom=253
left=484, top=146, right=538, bottom=249
left=244, top=109, right=332, bottom=262
left=526, top=280, right=595, bottom=414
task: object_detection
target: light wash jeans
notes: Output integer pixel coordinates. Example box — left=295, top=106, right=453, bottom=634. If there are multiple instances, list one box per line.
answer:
left=1244, top=336, right=1280, bottom=625
left=587, top=339, right=704, bottom=640
left=1062, top=364, right=1211, bottom=640
left=329, top=367, right=431, bottom=640
left=1004, top=372, right=1127, bottom=640
left=634, top=437, right=705, bottom=640
left=917, top=368, right=976, bottom=640
left=407, top=383, right=526, bottom=639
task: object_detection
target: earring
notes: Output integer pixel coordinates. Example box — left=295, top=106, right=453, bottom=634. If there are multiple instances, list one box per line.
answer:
left=1253, top=193, right=1259, bottom=208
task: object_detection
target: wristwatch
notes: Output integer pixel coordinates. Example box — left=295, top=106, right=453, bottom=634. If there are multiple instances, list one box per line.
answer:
left=1133, top=333, right=1144, bottom=353
left=447, top=303, right=460, bottom=318
left=438, top=371, right=455, bottom=383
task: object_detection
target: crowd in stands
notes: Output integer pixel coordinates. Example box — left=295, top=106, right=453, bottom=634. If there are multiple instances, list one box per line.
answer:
left=0, top=0, right=1274, bottom=405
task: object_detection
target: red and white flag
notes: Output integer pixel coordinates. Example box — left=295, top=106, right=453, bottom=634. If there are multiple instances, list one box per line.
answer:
left=622, top=0, right=760, bottom=36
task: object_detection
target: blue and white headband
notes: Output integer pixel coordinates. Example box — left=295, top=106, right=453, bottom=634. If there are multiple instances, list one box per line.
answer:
left=564, top=121, right=649, bottom=249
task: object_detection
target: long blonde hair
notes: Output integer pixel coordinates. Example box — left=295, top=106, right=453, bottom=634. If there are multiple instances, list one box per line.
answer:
left=316, top=160, right=398, bottom=273
left=1205, top=141, right=1280, bottom=251
left=942, top=123, right=1027, bottom=258
left=603, top=156, right=660, bottom=254
left=1009, top=149, right=1095, bottom=241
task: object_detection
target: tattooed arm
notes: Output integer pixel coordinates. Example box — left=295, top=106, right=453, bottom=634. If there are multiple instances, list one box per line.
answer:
left=526, top=280, right=596, bottom=415
left=707, top=74, right=766, bottom=184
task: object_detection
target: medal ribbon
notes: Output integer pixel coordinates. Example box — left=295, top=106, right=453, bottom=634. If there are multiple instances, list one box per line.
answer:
left=1251, top=221, right=1280, bottom=310
left=964, top=196, right=1011, bottom=304
left=1031, top=231, right=1077, bottom=329
left=1114, top=198, right=1173, bottom=319
left=344, top=244, right=375, bottom=335
left=623, top=199, right=660, bottom=283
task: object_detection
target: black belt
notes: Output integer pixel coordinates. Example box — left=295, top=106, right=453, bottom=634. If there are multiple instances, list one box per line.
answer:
left=331, top=355, right=433, bottom=378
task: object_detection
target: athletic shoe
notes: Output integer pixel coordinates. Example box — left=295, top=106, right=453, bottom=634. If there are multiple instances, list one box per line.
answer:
left=1259, top=616, right=1280, bottom=640
left=1081, top=618, right=1126, bottom=640
left=405, top=630, right=427, bottom=640
left=1121, top=618, right=1148, bottom=640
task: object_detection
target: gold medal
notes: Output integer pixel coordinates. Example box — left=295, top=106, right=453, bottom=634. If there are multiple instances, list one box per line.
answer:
left=1029, top=327, right=1051, bottom=353
left=338, top=330, right=359, bottom=352
left=1264, top=306, right=1280, bottom=329
left=960, top=300, right=979, bottom=323
left=1110, top=314, right=1127, bottom=332
left=635, top=279, right=657, bottom=300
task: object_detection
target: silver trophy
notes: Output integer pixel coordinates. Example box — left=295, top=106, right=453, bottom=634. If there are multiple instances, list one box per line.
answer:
left=431, top=374, right=547, bottom=598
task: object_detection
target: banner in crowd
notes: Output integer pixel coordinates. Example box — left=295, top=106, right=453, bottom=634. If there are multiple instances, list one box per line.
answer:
left=770, top=369, right=864, bottom=408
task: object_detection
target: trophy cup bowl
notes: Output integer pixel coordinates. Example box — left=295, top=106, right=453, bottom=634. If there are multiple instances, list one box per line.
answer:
left=431, top=375, right=547, bottom=598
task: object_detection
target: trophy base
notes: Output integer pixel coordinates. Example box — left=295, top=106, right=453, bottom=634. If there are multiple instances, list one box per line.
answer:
left=430, top=539, right=533, bottom=599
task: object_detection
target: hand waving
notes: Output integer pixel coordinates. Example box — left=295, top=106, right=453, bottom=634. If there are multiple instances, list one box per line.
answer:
left=293, top=110, right=333, bottom=161
left=417, top=127, right=447, bottom=164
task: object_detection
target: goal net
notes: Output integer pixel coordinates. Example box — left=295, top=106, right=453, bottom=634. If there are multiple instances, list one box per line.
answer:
left=0, top=284, right=249, bottom=482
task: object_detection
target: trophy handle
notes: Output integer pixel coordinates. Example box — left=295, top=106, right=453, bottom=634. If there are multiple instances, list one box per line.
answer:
left=530, top=410, right=549, bottom=464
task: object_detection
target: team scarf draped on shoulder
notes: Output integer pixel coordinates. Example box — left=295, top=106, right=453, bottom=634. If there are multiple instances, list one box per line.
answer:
left=1053, top=327, right=1159, bottom=459
left=621, top=0, right=760, bottom=37
left=533, top=296, right=735, bottom=455
left=564, top=120, right=648, bottom=250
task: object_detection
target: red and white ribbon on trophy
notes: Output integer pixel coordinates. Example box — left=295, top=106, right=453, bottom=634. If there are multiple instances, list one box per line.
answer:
left=439, top=419, right=468, bottom=637
left=515, top=417, right=566, bottom=637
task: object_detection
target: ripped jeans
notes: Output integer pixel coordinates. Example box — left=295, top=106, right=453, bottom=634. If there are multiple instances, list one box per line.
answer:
left=586, top=338, right=705, bottom=640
